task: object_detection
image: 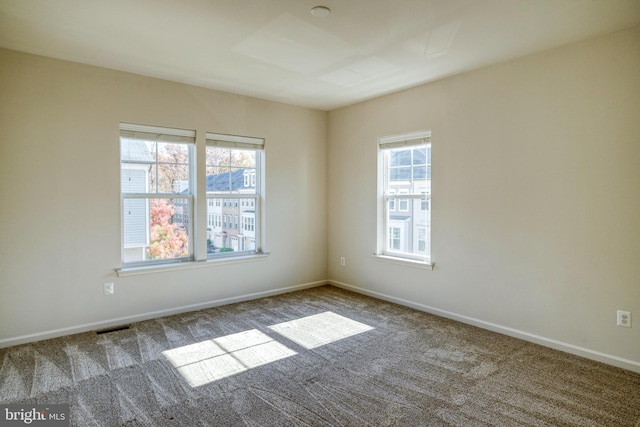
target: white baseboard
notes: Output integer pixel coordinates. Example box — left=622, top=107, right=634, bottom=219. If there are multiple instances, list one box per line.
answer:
left=0, top=280, right=325, bottom=349
left=329, top=280, right=640, bottom=374
left=5, top=278, right=638, bottom=374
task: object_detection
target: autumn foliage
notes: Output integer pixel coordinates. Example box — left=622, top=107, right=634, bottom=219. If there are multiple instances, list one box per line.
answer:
left=147, top=199, right=189, bottom=259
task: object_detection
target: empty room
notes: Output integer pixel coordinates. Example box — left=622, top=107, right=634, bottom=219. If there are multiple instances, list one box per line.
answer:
left=1, top=0, right=639, bottom=425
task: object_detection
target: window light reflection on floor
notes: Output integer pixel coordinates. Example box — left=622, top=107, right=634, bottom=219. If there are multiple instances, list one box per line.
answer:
left=163, top=311, right=374, bottom=387
left=162, top=329, right=297, bottom=387
left=268, top=311, right=374, bottom=349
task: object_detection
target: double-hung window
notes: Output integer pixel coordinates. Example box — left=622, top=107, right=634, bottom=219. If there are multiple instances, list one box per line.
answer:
left=120, top=123, right=194, bottom=266
left=119, top=124, right=266, bottom=272
left=378, top=130, right=431, bottom=263
left=205, top=133, right=264, bottom=257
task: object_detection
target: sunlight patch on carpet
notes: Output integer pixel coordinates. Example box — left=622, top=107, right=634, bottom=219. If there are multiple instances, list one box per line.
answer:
left=269, top=311, right=374, bottom=349
left=163, top=329, right=296, bottom=387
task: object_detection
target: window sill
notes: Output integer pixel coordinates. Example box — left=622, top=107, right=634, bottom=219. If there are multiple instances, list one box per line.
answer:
left=116, top=253, right=270, bottom=277
left=373, top=254, right=434, bottom=270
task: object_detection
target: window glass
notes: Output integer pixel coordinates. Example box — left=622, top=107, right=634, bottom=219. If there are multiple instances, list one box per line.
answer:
left=206, top=144, right=261, bottom=256
left=379, top=131, right=431, bottom=262
left=120, top=125, right=194, bottom=266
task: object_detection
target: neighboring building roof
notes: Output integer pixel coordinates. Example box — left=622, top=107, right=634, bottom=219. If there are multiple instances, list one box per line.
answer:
left=121, top=139, right=154, bottom=162
left=206, top=168, right=253, bottom=192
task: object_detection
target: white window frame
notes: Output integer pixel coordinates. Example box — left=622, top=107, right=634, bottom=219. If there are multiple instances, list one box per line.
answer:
left=377, top=130, right=432, bottom=265
left=118, top=125, right=268, bottom=276
left=205, top=132, right=265, bottom=258
left=120, top=123, right=195, bottom=267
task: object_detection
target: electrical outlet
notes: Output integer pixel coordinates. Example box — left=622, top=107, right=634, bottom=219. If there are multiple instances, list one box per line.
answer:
left=340, top=257, right=346, bottom=266
left=104, top=282, right=114, bottom=295
left=617, top=310, right=631, bottom=328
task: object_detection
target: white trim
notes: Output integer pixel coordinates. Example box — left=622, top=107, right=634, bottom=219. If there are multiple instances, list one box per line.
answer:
left=379, top=130, right=431, bottom=148
left=373, top=254, right=434, bottom=270
left=116, top=252, right=270, bottom=277
left=208, top=194, right=257, bottom=200
left=0, top=279, right=325, bottom=349
left=122, top=193, right=192, bottom=199
left=328, top=280, right=640, bottom=374
left=120, top=122, right=196, bottom=138
left=206, top=132, right=265, bottom=149
left=379, top=137, right=432, bottom=261
left=384, top=194, right=429, bottom=201
left=4, top=278, right=638, bottom=374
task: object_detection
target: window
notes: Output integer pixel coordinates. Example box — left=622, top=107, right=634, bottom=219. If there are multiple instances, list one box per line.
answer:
left=398, top=189, right=409, bottom=212
left=421, top=194, right=429, bottom=211
left=418, top=227, right=427, bottom=253
left=378, top=130, right=431, bottom=263
left=120, top=123, right=194, bottom=266
left=389, top=227, right=401, bottom=250
left=206, top=132, right=264, bottom=257
left=120, top=124, right=265, bottom=270
left=242, top=216, right=255, bottom=232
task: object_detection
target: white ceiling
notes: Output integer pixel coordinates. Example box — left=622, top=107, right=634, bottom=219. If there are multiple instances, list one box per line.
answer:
left=1, top=0, right=639, bottom=110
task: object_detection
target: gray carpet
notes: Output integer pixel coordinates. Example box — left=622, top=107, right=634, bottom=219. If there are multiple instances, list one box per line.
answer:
left=1, top=285, right=639, bottom=426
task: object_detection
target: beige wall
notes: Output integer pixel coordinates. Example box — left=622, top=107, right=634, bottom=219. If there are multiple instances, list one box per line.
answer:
left=1, top=25, right=639, bottom=372
left=0, top=49, right=328, bottom=343
left=328, top=26, right=640, bottom=370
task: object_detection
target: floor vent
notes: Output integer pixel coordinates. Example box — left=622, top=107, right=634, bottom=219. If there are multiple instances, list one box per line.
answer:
left=96, top=325, right=131, bottom=335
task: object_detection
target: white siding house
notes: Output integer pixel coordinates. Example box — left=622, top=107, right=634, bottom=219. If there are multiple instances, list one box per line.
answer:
left=120, top=140, right=153, bottom=263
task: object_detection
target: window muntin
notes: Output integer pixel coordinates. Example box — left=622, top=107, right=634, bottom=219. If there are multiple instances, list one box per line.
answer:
left=205, top=133, right=263, bottom=258
left=119, top=127, right=265, bottom=268
left=379, top=131, right=431, bottom=262
left=120, top=124, right=194, bottom=266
